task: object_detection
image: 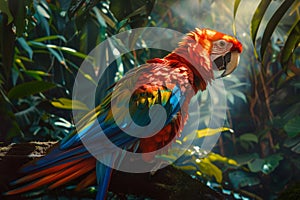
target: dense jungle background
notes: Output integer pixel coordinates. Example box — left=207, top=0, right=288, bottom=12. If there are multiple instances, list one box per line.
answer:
left=0, top=0, right=300, bottom=199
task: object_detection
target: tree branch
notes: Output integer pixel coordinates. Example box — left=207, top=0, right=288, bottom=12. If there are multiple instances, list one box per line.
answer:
left=0, top=142, right=223, bottom=200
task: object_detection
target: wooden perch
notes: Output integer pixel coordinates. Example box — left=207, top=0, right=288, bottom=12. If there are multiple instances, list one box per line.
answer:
left=0, top=142, right=224, bottom=200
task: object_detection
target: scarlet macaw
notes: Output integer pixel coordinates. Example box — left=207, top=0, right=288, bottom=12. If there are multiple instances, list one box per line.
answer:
left=6, top=28, right=242, bottom=199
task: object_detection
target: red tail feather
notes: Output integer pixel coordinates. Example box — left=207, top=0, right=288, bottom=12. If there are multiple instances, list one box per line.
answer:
left=6, top=158, right=95, bottom=195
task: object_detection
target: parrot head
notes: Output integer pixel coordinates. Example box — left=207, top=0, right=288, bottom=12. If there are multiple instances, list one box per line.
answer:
left=205, top=29, right=243, bottom=77
left=179, top=28, right=243, bottom=80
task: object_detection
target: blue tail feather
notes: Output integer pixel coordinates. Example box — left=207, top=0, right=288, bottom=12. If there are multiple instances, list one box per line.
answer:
left=21, top=145, right=88, bottom=173
left=96, top=160, right=113, bottom=200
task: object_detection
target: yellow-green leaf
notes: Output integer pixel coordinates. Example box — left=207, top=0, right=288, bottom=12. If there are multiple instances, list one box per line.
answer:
left=198, top=158, right=223, bottom=183
left=183, top=127, right=233, bottom=142
left=23, top=70, right=51, bottom=80
left=51, top=98, right=90, bottom=111
left=208, top=153, right=238, bottom=166
left=197, top=127, right=233, bottom=137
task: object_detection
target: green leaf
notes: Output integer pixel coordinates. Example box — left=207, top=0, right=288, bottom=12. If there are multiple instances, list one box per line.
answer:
left=227, top=82, right=249, bottom=90
left=231, top=90, right=247, bottom=103
left=232, top=0, right=241, bottom=35
left=60, top=47, right=89, bottom=59
left=15, top=103, right=40, bottom=127
left=233, top=0, right=241, bottom=19
left=240, top=133, right=259, bottom=143
left=47, top=47, right=65, bottom=65
left=246, top=154, right=283, bottom=174
left=282, top=102, right=300, bottom=123
left=281, top=20, right=300, bottom=70
left=240, top=140, right=253, bottom=151
left=227, top=93, right=234, bottom=104
left=262, top=154, right=283, bottom=174
left=248, top=158, right=264, bottom=172
left=291, top=143, right=300, bottom=154
left=8, top=81, right=56, bottom=99
left=33, top=35, right=67, bottom=43
left=284, top=136, right=300, bottom=148
left=228, top=170, right=260, bottom=189
left=0, top=0, right=13, bottom=24
left=23, top=70, right=51, bottom=80
left=17, top=37, right=33, bottom=59
left=251, top=0, right=271, bottom=44
left=28, top=41, right=89, bottom=60
left=51, top=98, right=89, bottom=111
left=232, top=153, right=259, bottom=165
left=260, top=0, right=295, bottom=60
left=284, top=116, right=300, bottom=137
left=28, top=41, right=48, bottom=49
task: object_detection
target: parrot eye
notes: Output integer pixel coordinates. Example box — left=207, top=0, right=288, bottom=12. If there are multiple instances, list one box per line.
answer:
left=218, top=40, right=226, bottom=47
left=211, top=39, right=233, bottom=55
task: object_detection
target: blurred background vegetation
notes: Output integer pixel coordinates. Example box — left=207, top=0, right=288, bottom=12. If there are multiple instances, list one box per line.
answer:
left=0, top=0, right=299, bottom=199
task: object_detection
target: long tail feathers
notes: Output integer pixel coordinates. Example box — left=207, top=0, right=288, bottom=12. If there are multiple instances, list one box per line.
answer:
left=12, top=159, right=83, bottom=185
left=48, top=158, right=95, bottom=189
left=5, top=155, right=96, bottom=196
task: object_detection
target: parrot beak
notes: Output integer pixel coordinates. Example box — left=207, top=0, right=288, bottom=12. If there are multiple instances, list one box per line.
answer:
left=220, top=51, right=240, bottom=77
left=213, top=51, right=240, bottom=78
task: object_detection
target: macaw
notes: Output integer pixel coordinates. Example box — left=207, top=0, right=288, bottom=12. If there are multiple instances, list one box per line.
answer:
left=6, top=28, right=242, bottom=199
